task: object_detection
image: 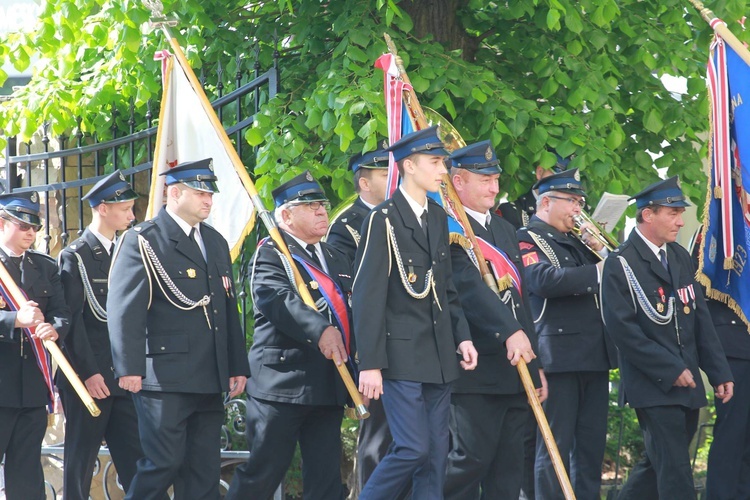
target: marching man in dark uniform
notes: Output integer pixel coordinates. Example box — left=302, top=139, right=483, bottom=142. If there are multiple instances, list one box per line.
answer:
left=0, top=191, right=70, bottom=499
left=225, top=171, right=352, bottom=500
left=326, top=147, right=389, bottom=258
left=688, top=229, right=750, bottom=500
left=58, top=171, right=145, bottom=499
left=353, top=126, right=478, bottom=500
left=325, top=147, right=399, bottom=496
left=443, top=141, right=545, bottom=499
left=517, top=169, right=616, bottom=500
left=108, top=159, right=249, bottom=500
left=601, top=177, right=733, bottom=499
left=497, top=150, right=572, bottom=229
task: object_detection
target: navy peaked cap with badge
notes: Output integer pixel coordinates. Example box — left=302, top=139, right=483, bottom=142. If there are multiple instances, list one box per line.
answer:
left=160, top=158, right=219, bottom=193
left=272, top=170, right=328, bottom=207
left=545, top=149, right=574, bottom=174
left=630, top=176, right=690, bottom=209
left=385, top=125, right=449, bottom=162
left=83, top=170, right=139, bottom=207
left=0, top=191, right=41, bottom=226
left=534, top=168, right=586, bottom=196
left=449, top=140, right=502, bottom=175
left=349, top=148, right=389, bottom=173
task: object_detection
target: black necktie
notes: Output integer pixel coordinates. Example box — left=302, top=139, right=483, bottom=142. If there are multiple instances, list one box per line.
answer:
left=659, top=249, right=669, bottom=272
left=189, top=228, right=205, bottom=261
left=420, top=210, right=429, bottom=239
left=306, top=243, right=322, bottom=268
left=7, top=256, right=22, bottom=285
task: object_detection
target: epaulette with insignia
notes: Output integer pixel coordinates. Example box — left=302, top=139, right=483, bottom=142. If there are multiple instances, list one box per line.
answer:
left=132, top=220, right=156, bottom=234
left=65, top=238, right=88, bottom=254
left=28, top=249, right=57, bottom=264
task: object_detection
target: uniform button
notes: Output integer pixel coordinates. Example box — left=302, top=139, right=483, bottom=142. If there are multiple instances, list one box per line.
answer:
left=215, top=327, right=219, bottom=331
left=160, top=346, right=165, bottom=351
left=280, top=356, right=286, bottom=362
left=495, top=332, right=501, bottom=338
left=0, top=334, right=4, bottom=339
left=433, top=321, right=437, bottom=325
left=432, top=261, right=436, bottom=265
left=211, top=292, right=215, bottom=297
left=587, top=287, right=592, bottom=292
left=208, top=275, right=213, bottom=279
left=558, top=328, right=563, bottom=333
left=657, top=378, right=662, bottom=382
left=23, top=355, right=28, bottom=359
left=732, top=320, right=737, bottom=324
left=408, top=259, right=413, bottom=263
left=111, top=367, right=115, bottom=372
left=307, top=339, right=312, bottom=344
left=214, top=309, right=218, bottom=314
left=564, top=257, right=569, bottom=261
left=386, top=332, right=391, bottom=336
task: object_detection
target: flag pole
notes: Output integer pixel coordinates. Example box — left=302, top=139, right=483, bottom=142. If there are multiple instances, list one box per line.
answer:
left=383, top=33, right=576, bottom=500
left=144, top=1, right=369, bottom=419
left=688, top=0, right=750, bottom=66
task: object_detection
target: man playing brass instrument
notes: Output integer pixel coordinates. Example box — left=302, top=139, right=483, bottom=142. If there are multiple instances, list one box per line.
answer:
left=517, top=169, right=616, bottom=500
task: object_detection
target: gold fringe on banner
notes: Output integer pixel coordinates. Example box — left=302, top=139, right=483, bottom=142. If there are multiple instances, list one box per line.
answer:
left=724, top=257, right=735, bottom=270
left=714, top=185, right=724, bottom=199
left=497, top=274, right=512, bottom=292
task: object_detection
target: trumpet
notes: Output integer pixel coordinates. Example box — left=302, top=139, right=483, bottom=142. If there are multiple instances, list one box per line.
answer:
left=573, top=213, right=618, bottom=256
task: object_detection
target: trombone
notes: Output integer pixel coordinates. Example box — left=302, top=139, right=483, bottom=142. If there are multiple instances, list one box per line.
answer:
left=572, top=212, right=619, bottom=259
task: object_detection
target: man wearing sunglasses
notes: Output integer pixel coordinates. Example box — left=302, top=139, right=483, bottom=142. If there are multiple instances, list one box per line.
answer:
left=517, top=169, right=617, bottom=500
left=226, top=170, right=352, bottom=500
left=0, top=191, right=70, bottom=499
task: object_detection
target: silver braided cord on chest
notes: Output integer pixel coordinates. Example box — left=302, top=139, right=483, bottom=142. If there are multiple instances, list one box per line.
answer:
left=385, top=218, right=438, bottom=305
left=73, top=251, right=107, bottom=322
left=137, top=235, right=212, bottom=328
left=527, top=230, right=560, bottom=268
left=617, top=256, right=674, bottom=325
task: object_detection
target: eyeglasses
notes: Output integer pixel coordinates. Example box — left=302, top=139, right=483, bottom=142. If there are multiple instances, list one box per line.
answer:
left=547, top=195, right=585, bottom=208
left=289, top=201, right=331, bottom=212
left=2, top=217, right=41, bottom=232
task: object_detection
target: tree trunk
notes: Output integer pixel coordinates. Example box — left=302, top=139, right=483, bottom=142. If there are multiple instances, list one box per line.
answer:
left=400, top=0, right=480, bottom=62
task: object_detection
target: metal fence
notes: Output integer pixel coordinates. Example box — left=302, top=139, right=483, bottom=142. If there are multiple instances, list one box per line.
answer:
left=0, top=44, right=280, bottom=499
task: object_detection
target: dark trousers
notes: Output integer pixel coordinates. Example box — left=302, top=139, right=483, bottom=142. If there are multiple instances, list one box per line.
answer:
left=0, top=406, right=47, bottom=500
left=445, top=392, right=528, bottom=500
left=356, top=397, right=391, bottom=489
left=60, top=383, right=144, bottom=499
left=707, top=357, right=750, bottom=500
left=618, top=405, right=699, bottom=500
left=127, top=391, right=224, bottom=500
left=224, top=397, right=344, bottom=500
left=360, top=380, right=451, bottom=500
left=535, top=371, right=608, bottom=500
left=520, top=417, right=537, bottom=500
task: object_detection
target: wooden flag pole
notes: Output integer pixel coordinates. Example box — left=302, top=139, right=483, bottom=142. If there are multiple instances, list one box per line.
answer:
left=688, top=0, right=750, bottom=66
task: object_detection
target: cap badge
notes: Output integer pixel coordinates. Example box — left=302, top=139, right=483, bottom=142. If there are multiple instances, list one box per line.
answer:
left=382, top=140, right=389, bottom=149
left=208, top=160, right=214, bottom=172
left=30, top=192, right=38, bottom=203
left=574, top=170, right=581, bottom=181
left=119, top=171, right=125, bottom=181
left=305, top=171, right=314, bottom=182
left=485, top=146, right=492, bottom=161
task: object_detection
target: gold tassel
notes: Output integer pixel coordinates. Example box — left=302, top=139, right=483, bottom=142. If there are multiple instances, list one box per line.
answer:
left=449, top=232, right=472, bottom=249
left=724, top=257, right=734, bottom=270
left=496, top=274, right=512, bottom=292
left=714, top=185, right=723, bottom=199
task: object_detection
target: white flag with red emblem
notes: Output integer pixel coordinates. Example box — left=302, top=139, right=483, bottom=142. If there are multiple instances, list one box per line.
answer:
left=148, top=50, right=255, bottom=260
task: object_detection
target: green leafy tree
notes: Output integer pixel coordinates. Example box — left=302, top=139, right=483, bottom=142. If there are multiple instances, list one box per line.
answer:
left=2, top=0, right=747, bottom=208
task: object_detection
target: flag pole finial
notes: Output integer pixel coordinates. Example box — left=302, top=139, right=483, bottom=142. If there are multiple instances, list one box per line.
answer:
left=143, top=0, right=178, bottom=30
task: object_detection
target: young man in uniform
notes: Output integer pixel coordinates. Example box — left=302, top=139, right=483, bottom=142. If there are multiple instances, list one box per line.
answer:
left=0, top=191, right=70, bottom=499
left=58, top=171, right=145, bottom=499
left=353, top=126, right=477, bottom=500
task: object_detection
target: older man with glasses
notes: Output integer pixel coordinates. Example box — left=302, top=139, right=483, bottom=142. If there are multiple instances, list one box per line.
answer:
left=0, top=191, right=70, bottom=499
left=226, top=170, right=353, bottom=500
left=517, top=169, right=617, bottom=500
